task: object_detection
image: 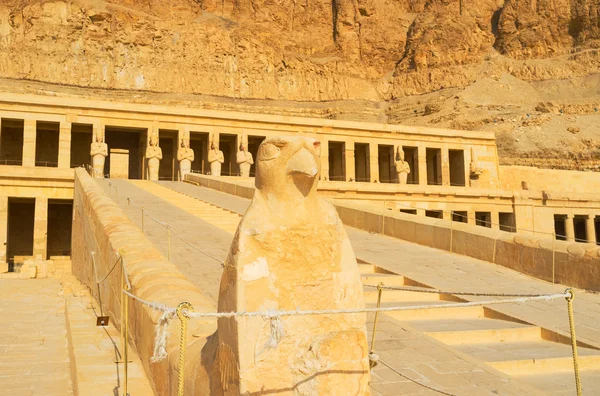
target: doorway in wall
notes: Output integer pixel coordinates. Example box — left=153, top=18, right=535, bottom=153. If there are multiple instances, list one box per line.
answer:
left=354, top=143, right=370, bottom=182
left=328, top=141, right=346, bottom=181
left=189, top=132, right=209, bottom=174
left=35, top=121, right=60, bottom=168
left=378, top=145, right=395, bottom=183
left=404, top=146, right=419, bottom=184
left=554, top=215, right=567, bottom=240
left=573, top=216, right=587, bottom=243
left=105, top=126, right=145, bottom=179
left=247, top=136, right=266, bottom=177
left=426, top=148, right=442, bottom=185
left=449, top=149, right=466, bottom=187
left=70, top=123, right=93, bottom=169
left=47, top=200, right=73, bottom=259
left=0, top=118, right=24, bottom=166
left=219, top=134, right=238, bottom=176
left=6, top=198, right=35, bottom=271
left=159, top=129, right=177, bottom=181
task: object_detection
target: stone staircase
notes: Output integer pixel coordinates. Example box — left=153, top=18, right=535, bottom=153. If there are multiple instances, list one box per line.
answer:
left=359, top=262, right=600, bottom=395
left=128, top=180, right=241, bottom=234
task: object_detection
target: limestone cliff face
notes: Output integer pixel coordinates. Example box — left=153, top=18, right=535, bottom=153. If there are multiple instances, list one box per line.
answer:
left=1, top=0, right=599, bottom=101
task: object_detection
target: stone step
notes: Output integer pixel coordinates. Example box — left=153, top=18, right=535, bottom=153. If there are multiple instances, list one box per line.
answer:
left=489, top=355, right=600, bottom=376
left=361, top=273, right=407, bottom=286
left=364, top=289, right=442, bottom=303
left=383, top=304, right=485, bottom=322
left=426, top=326, right=543, bottom=345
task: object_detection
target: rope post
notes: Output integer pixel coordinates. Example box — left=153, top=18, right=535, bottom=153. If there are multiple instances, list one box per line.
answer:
left=565, top=288, right=582, bottom=396
left=119, top=261, right=131, bottom=396
left=127, top=197, right=130, bottom=210
left=141, top=207, right=145, bottom=233
left=167, top=225, right=171, bottom=261
left=449, top=215, right=454, bottom=253
left=369, top=282, right=384, bottom=368
left=552, top=232, right=556, bottom=284
left=177, top=302, right=193, bottom=396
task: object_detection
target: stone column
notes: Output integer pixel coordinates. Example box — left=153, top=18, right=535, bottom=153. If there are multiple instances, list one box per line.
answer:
left=418, top=147, right=427, bottom=186
left=491, top=211, right=500, bottom=230
left=441, top=147, right=450, bottom=186
left=58, top=121, right=72, bottom=169
left=585, top=215, right=596, bottom=244
left=416, top=208, right=426, bottom=217
left=0, top=196, right=7, bottom=263
left=345, top=141, right=355, bottom=181
left=23, top=119, right=36, bottom=167
left=321, top=139, right=330, bottom=180
left=565, top=214, right=575, bottom=242
left=467, top=210, right=476, bottom=225
left=33, top=197, right=48, bottom=259
left=442, top=210, right=452, bottom=221
left=369, top=143, right=379, bottom=182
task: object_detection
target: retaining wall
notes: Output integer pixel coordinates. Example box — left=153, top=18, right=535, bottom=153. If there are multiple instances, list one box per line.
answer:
left=186, top=173, right=600, bottom=291
left=71, top=169, right=216, bottom=395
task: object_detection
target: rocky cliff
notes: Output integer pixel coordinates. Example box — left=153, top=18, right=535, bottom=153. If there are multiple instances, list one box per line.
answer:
left=1, top=0, right=600, bottom=168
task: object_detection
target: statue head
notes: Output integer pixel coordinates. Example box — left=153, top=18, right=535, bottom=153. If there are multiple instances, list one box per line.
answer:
left=240, top=134, right=248, bottom=152
left=180, top=130, right=190, bottom=148
left=149, top=130, right=159, bottom=147
left=396, top=146, right=405, bottom=161
left=95, top=127, right=105, bottom=143
left=255, top=136, right=321, bottom=200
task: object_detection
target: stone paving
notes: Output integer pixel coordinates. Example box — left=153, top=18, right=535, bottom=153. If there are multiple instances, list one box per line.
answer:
left=0, top=279, right=73, bottom=396
left=0, top=274, right=154, bottom=396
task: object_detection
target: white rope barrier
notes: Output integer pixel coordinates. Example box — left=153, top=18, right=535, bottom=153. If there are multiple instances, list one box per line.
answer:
left=363, top=284, right=558, bottom=298
left=122, top=288, right=570, bottom=362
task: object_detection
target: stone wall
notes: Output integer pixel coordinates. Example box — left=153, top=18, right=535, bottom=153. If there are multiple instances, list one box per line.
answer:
left=71, top=168, right=216, bottom=395
left=187, top=173, right=600, bottom=291
left=500, top=165, right=600, bottom=194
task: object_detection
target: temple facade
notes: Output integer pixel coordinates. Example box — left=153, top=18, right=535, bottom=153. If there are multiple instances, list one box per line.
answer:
left=1, top=93, right=599, bottom=268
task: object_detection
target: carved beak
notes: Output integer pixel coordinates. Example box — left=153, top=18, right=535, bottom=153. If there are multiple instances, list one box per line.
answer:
left=286, top=148, right=318, bottom=178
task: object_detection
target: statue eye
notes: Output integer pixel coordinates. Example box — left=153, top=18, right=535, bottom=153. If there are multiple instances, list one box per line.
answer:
left=259, top=143, right=280, bottom=161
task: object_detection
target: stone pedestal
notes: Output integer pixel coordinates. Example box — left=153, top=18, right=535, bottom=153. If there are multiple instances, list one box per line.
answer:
left=110, top=149, right=129, bottom=179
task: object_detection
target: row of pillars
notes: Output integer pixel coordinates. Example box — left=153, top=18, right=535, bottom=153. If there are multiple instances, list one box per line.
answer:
left=322, top=141, right=459, bottom=185
left=561, top=214, right=597, bottom=244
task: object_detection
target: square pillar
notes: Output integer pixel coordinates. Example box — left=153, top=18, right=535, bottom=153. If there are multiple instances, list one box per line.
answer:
left=565, top=214, right=575, bottom=242
left=33, top=197, right=48, bottom=259
left=345, top=141, right=355, bottom=182
left=58, top=121, right=72, bottom=169
left=416, top=208, right=426, bottom=217
left=418, top=147, right=427, bottom=186
left=441, top=147, right=450, bottom=186
left=442, top=210, right=452, bottom=221
left=586, top=215, right=596, bottom=244
left=321, top=140, right=329, bottom=181
left=369, top=143, right=379, bottom=183
left=23, top=119, right=36, bottom=167
left=467, top=210, right=476, bottom=225
left=491, top=211, right=500, bottom=230
left=0, top=196, right=7, bottom=263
